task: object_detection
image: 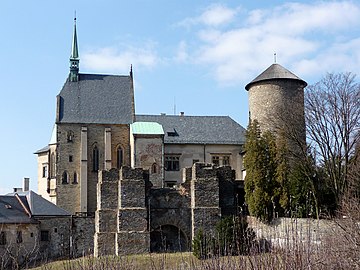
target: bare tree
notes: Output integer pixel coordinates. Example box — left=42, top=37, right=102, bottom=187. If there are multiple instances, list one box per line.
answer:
left=305, top=72, right=360, bottom=205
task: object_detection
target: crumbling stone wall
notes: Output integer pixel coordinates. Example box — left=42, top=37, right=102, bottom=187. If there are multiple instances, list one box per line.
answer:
left=93, top=163, right=237, bottom=256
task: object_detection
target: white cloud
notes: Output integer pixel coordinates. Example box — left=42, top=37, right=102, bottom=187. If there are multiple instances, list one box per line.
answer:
left=178, top=4, right=239, bottom=27
left=187, top=1, right=360, bottom=85
left=82, top=44, right=159, bottom=74
left=174, top=41, right=188, bottom=63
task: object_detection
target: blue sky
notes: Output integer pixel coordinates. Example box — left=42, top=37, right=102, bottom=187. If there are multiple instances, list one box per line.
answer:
left=1, top=0, right=360, bottom=193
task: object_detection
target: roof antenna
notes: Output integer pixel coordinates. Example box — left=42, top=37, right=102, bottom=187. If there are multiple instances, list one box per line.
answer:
left=274, top=52, right=277, bottom=63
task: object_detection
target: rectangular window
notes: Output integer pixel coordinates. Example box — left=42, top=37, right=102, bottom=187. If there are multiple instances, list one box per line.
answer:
left=16, top=231, right=22, bottom=243
left=212, top=156, right=220, bottom=166
left=41, top=230, right=49, bottom=241
left=212, top=155, right=231, bottom=166
left=0, top=232, right=6, bottom=245
left=42, top=165, right=48, bottom=178
left=69, top=155, right=73, bottom=162
left=164, top=155, right=180, bottom=171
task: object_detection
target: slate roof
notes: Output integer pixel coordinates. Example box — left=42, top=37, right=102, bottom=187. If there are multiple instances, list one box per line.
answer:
left=245, top=63, right=307, bottom=90
left=5, top=191, right=70, bottom=217
left=58, top=74, right=134, bottom=124
left=0, top=196, right=38, bottom=224
left=34, top=145, right=49, bottom=154
left=136, top=115, right=246, bottom=144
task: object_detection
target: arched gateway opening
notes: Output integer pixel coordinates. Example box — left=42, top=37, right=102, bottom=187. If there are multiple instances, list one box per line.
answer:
left=150, top=225, right=188, bottom=252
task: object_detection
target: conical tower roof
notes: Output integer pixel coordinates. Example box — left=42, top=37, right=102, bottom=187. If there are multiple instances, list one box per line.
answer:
left=245, top=63, right=307, bottom=90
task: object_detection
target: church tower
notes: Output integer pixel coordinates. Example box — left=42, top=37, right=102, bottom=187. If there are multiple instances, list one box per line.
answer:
left=69, top=17, right=79, bottom=82
left=245, top=63, right=307, bottom=152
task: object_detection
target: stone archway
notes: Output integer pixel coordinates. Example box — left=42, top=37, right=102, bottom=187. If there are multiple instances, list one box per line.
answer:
left=150, top=224, right=188, bottom=252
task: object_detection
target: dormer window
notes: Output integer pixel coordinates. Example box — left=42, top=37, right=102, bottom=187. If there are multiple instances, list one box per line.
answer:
left=167, top=129, right=178, bottom=137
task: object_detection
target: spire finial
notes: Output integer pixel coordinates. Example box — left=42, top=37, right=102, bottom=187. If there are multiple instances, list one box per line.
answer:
left=274, top=52, right=277, bottom=63
left=69, top=13, right=79, bottom=82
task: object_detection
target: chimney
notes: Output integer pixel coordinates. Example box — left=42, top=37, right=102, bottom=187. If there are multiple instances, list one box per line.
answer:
left=23, top=178, right=30, bottom=192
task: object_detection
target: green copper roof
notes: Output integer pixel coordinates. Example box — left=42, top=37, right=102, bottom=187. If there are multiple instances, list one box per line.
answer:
left=71, top=18, right=79, bottom=59
left=131, top=122, right=164, bottom=135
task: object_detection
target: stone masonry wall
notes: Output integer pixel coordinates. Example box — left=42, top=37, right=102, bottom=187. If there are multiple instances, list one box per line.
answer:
left=117, top=167, right=149, bottom=255
left=191, top=163, right=221, bottom=241
left=94, top=169, right=119, bottom=257
left=247, top=216, right=339, bottom=248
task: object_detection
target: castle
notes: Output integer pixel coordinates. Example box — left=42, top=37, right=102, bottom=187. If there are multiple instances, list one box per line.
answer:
left=32, top=19, right=307, bottom=256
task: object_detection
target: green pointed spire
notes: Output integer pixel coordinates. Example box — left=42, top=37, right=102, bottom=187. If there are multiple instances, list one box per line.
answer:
left=69, top=16, right=79, bottom=82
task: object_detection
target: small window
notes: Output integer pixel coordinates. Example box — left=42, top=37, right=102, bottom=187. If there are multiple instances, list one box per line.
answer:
left=54, top=228, right=58, bottom=233
left=62, top=171, right=69, bottom=184
left=223, top=156, right=230, bottom=166
left=67, top=131, right=74, bottom=142
left=42, top=165, right=48, bottom=178
left=69, top=155, right=73, bottom=162
left=165, top=155, right=180, bottom=171
left=41, top=230, right=49, bottom=241
left=151, top=163, right=158, bottom=174
left=0, top=232, right=6, bottom=245
left=30, top=233, right=34, bottom=237
left=212, top=156, right=220, bottom=166
left=116, top=146, right=123, bottom=169
left=73, top=172, right=78, bottom=184
left=16, top=231, right=22, bottom=243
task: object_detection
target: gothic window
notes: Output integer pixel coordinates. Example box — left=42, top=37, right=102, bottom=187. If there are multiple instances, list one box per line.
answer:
left=165, top=155, right=180, bottom=171
left=151, top=163, right=158, bottom=174
left=93, top=145, right=99, bottom=172
left=73, top=172, right=78, bottom=184
left=67, top=131, right=74, bottom=142
left=116, top=146, right=123, bottom=169
left=62, top=171, right=69, bottom=184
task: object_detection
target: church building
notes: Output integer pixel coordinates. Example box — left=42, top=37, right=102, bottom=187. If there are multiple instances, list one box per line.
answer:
left=35, top=19, right=247, bottom=215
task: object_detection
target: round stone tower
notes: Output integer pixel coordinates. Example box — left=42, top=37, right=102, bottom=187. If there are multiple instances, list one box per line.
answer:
left=245, top=63, right=307, bottom=150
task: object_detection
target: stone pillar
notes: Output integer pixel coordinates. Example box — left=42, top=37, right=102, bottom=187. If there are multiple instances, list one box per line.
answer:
left=80, top=127, right=88, bottom=213
left=117, top=167, right=150, bottom=255
left=191, top=163, right=221, bottom=242
left=94, top=169, right=119, bottom=257
left=104, top=128, right=112, bottom=170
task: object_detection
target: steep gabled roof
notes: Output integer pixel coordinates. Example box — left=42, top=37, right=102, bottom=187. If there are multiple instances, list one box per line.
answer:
left=4, top=191, right=70, bottom=217
left=245, top=63, right=307, bottom=90
left=136, top=115, right=246, bottom=145
left=0, top=196, right=38, bottom=224
left=57, top=74, right=134, bottom=124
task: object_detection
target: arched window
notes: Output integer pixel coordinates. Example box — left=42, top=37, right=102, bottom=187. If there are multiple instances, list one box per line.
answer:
left=67, top=131, right=74, bottom=142
left=73, top=172, right=78, bottom=184
left=116, top=146, right=123, bottom=169
left=62, top=171, right=69, bottom=184
left=152, top=163, right=158, bottom=174
left=93, top=145, right=99, bottom=172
